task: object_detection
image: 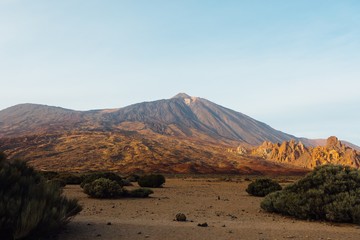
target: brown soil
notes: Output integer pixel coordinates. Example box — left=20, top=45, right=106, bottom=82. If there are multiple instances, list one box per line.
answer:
left=59, top=178, right=360, bottom=240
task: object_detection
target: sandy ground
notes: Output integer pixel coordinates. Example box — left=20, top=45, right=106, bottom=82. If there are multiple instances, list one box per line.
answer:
left=59, top=178, right=360, bottom=240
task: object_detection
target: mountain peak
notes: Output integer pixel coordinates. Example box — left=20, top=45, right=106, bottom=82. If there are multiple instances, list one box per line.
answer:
left=172, top=93, right=192, bottom=99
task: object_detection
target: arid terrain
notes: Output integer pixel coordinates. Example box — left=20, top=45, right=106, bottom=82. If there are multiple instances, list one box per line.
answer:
left=59, top=178, right=360, bottom=240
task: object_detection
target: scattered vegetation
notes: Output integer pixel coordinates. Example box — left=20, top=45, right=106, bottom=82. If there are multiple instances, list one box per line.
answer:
left=0, top=152, right=82, bottom=239
left=39, top=171, right=84, bottom=186
left=261, top=165, right=360, bottom=224
left=57, top=173, right=84, bottom=185
left=83, top=178, right=154, bottom=199
left=246, top=178, right=282, bottom=197
left=138, top=174, right=166, bottom=188
left=80, top=172, right=124, bottom=188
left=83, top=178, right=124, bottom=198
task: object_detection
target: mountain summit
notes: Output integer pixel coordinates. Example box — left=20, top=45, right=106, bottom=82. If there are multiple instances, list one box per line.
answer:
left=172, top=92, right=192, bottom=99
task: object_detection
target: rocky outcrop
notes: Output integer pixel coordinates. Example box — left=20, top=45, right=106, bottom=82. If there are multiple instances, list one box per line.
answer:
left=311, top=136, right=360, bottom=168
left=252, top=136, right=360, bottom=169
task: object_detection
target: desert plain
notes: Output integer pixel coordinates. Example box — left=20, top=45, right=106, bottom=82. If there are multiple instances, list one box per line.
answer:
left=59, top=177, right=360, bottom=240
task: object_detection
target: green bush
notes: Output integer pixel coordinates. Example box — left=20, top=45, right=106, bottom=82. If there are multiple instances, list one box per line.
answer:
left=261, top=165, right=360, bottom=224
left=0, top=155, right=82, bottom=239
left=246, top=178, right=282, bottom=197
left=80, top=172, right=123, bottom=188
left=126, top=174, right=140, bottom=182
left=127, top=188, right=154, bottom=198
left=83, top=178, right=124, bottom=198
left=138, top=174, right=166, bottom=188
left=57, top=173, right=84, bottom=185
left=49, top=178, right=67, bottom=188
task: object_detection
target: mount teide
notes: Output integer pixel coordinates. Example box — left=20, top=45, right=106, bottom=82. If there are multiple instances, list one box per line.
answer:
left=100, top=93, right=297, bottom=145
left=0, top=93, right=296, bottom=145
left=0, top=93, right=357, bottom=174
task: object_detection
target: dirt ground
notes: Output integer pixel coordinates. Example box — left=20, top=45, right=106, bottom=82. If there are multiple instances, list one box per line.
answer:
left=59, top=178, right=360, bottom=240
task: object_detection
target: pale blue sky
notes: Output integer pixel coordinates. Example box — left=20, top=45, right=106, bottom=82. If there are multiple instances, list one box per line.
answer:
left=1, top=0, right=359, bottom=145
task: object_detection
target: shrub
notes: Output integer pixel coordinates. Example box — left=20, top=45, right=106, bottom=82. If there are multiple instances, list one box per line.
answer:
left=49, top=178, right=67, bottom=188
left=0, top=156, right=82, bottom=239
left=261, top=165, right=360, bottom=224
left=138, top=174, right=166, bottom=188
left=121, top=179, right=133, bottom=186
left=80, top=172, right=123, bottom=188
left=246, top=178, right=282, bottom=197
left=127, top=188, right=154, bottom=198
left=126, top=174, right=140, bottom=182
left=57, top=173, right=84, bottom=185
left=83, top=178, right=124, bottom=198
left=39, top=171, right=60, bottom=180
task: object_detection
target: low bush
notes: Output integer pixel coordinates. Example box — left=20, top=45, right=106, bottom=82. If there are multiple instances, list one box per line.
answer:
left=126, top=174, right=140, bottom=182
left=49, top=178, right=67, bottom=188
left=39, top=171, right=60, bottom=180
left=246, top=178, right=282, bottom=197
left=0, top=153, right=82, bottom=239
left=57, top=173, right=84, bottom=185
left=138, top=174, right=166, bottom=188
left=261, top=165, right=360, bottom=224
left=127, top=188, right=154, bottom=198
left=83, top=178, right=124, bottom=198
left=121, top=179, right=133, bottom=186
left=80, top=172, right=123, bottom=188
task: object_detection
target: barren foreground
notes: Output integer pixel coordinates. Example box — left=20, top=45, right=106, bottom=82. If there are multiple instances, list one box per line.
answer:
left=60, top=178, right=360, bottom=240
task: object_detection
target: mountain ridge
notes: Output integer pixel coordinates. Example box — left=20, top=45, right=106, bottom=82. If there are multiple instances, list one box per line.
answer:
left=0, top=94, right=298, bottom=146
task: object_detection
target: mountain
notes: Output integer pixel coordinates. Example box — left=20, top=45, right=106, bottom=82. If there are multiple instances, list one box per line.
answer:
left=0, top=93, right=296, bottom=145
left=0, top=93, right=358, bottom=174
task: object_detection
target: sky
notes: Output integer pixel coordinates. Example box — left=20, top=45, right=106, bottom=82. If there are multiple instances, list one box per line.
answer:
left=1, top=0, right=359, bottom=145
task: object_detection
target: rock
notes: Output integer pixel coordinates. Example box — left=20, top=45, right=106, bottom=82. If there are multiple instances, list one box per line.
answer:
left=197, top=222, right=208, bottom=227
left=175, top=213, right=187, bottom=222
left=326, top=136, right=342, bottom=149
left=252, top=136, right=360, bottom=169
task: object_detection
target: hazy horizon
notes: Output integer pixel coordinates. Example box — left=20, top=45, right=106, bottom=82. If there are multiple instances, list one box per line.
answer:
left=1, top=1, right=359, bottom=145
